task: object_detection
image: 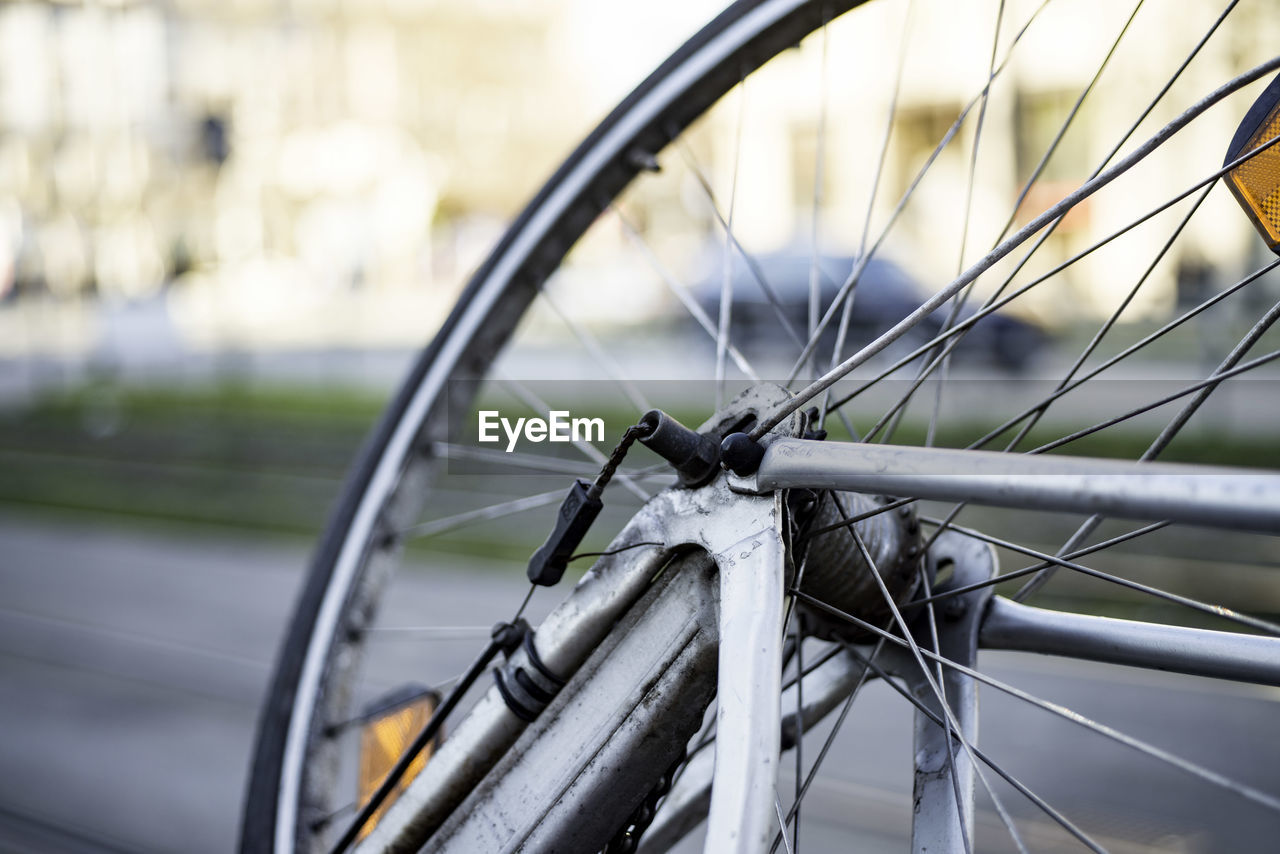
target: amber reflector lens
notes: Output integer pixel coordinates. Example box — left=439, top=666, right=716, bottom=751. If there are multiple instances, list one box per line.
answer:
left=357, top=692, right=438, bottom=838
left=1226, top=97, right=1280, bottom=251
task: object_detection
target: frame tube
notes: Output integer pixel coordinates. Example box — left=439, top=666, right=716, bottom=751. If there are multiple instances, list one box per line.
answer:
left=981, top=597, right=1280, bottom=686
left=754, top=439, right=1280, bottom=534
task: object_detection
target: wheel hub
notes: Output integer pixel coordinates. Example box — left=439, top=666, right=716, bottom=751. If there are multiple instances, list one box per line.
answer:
left=790, top=488, right=923, bottom=642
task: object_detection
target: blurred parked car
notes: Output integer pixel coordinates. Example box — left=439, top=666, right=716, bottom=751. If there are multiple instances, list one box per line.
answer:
left=690, top=249, right=1048, bottom=372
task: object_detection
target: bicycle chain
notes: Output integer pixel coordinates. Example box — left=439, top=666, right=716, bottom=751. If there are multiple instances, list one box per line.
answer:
left=601, top=748, right=687, bottom=854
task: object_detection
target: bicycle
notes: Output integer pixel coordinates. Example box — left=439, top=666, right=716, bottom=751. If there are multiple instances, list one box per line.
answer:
left=241, top=0, right=1280, bottom=851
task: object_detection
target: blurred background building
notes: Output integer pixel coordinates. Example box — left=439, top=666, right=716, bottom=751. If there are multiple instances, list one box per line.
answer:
left=0, top=0, right=1275, bottom=375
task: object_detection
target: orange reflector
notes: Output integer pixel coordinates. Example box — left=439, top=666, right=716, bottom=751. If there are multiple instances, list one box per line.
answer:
left=1226, top=74, right=1280, bottom=253
left=357, top=688, right=439, bottom=839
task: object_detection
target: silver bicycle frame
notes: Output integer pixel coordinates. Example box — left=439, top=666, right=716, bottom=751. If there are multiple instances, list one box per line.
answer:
left=362, top=438, right=1280, bottom=854
left=750, top=438, right=1280, bottom=534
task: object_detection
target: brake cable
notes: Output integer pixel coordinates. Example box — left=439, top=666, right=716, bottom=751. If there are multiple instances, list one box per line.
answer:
left=332, top=413, right=726, bottom=851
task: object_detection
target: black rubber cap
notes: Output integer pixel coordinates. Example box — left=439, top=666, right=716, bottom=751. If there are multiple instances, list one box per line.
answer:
left=639, top=409, right=720, bottom=487
left=720, top=432, right=765, bottom=476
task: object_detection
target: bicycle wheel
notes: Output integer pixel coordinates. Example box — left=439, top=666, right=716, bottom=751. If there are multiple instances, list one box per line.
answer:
left=242, top=0, right=1280, bottom=851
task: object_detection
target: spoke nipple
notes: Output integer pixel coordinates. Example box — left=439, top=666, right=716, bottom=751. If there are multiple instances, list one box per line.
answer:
left=720, top=432, right=765, bottom=476
left=625, top=147, right=661, bottom=173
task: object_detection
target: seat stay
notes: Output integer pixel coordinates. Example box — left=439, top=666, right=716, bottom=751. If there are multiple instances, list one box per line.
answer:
left=704, top=510, right=788, bottom=854
left=618, top=472, right=793, bottom=854
left=357, top=473, right=791, bottom=853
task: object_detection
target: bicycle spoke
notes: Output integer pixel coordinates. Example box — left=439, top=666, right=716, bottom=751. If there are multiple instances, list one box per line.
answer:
left=761, top=50, right=1280, bottom=438
left=1015, top=294, right=1280, bottom=598
left=772, top=790, right=795, bottom=854
left=916, top=183, right=1217, bottom=548
left=965, top=256, right=1280, bottom=452
left=1143, top=326, right=1280, bottom=462
left=907, top=133, right=1206, bottom=454
left=791, top=616, right=803, bottom=852
left=787, top=0, right=1055, bottom=383
left=1004, top=183, right=1214, bottom=448
left=432, top=442, right=665, bottom=479
left=361, top=626, right=492, bottom=640
left=785, top=644, right=843, bottom=692
left=1026, top=345, right=1280, bottom=456
left=919, top=0, right=1011, bottom=450
left=830, top=494, right=1017, bottom=854
left=955, top=0, right=1006, bottom=278
left=790, top=583, right=1108, bottom=851
left=947, top=656, right=1280, bottom=816
left=915, top=0, right=1150, bottom=411
left=784, top=550, right=811, bottom=852
left=500, top=377, right=650, bottom=501
left=805, top=18, right=830, bottom=391
left=806, top=495, right=917, bottom=539
left=994, top=0, right=1146, bottom=246
left=819, top=0, right=921, bottom=435
left=866, top=0, right=1224, bottom=439
left=613, top=204, right=761, bottom=380
left=770, top=637, right=888, bottom=854
left=920, top=502, right=967, bottom=554
left=400, top=488, right=568, bottom=540
left=1073, top=0, right=1243, bottom=216
left=716, top=80, right=747, bottom=409
left=919, top=517, right=1280, bottom=637
left=539, top=286, right=650, bottom=413
left=808, top=102, right=1280, bottom=437
left=779, top=540, right=813, bottom=850
left=838, top=204, right=1280, bottom=438
left=889, top=180, right=1258, bottom=447
left=1087, top=0, right=1243, bottom=194
left=854, top=0, right=913, bottom=267
left=676, top=138, right=806, bottom=353
left=844, top=642, right=1106, bottom=854
left=824, top=598, right=1280, bottom=818
left=908, top=521, right=1170, bottom=609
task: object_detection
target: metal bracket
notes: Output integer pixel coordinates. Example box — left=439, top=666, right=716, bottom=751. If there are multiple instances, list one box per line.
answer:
left=878, top=529, right=997, bottom=854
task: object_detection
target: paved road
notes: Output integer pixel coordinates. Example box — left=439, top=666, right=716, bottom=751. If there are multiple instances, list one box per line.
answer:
left=0, top=514, right=1277, bottom=853
left=0, top=516, right=299, bottom=852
